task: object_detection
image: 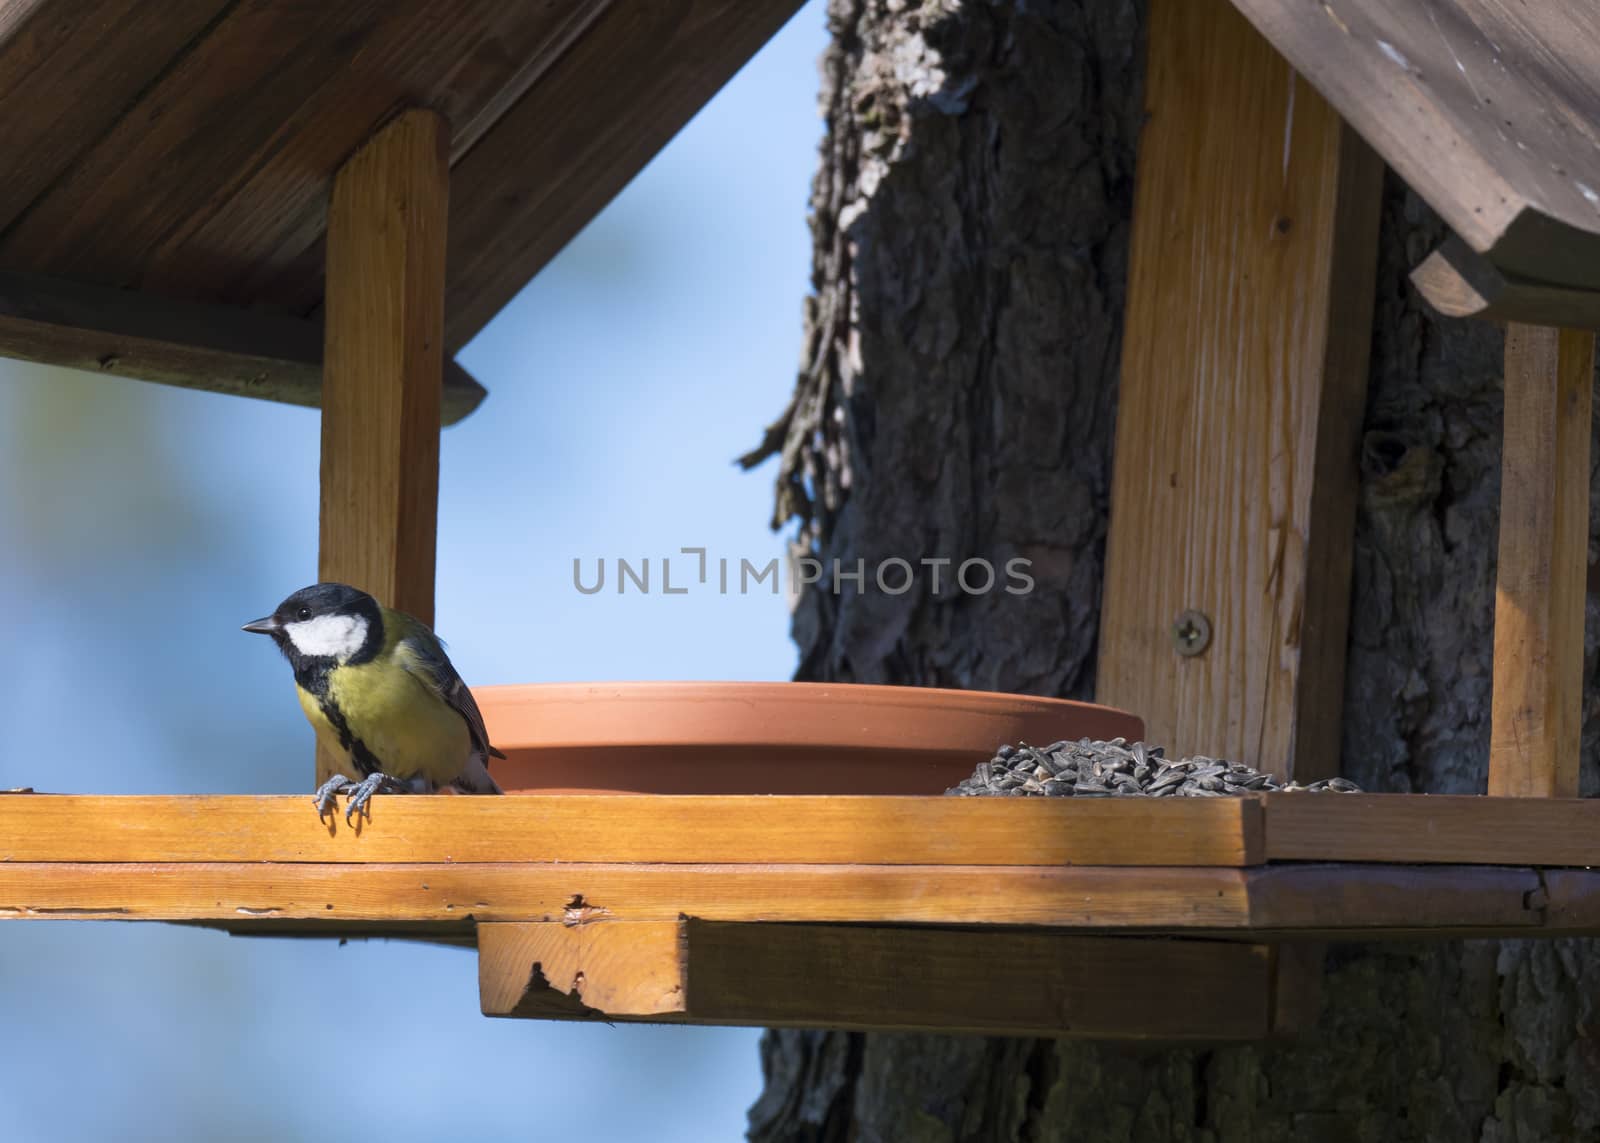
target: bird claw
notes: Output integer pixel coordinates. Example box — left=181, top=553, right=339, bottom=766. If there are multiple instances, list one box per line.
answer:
left=312, top=772, right=411, bottom=824
left=341, top=772, right=409, bottom=824
left=313, top=773, right=356, bottom=818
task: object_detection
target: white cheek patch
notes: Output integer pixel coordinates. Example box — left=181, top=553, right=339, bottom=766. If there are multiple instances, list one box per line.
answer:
left=285, top=614, right=368, bottom=660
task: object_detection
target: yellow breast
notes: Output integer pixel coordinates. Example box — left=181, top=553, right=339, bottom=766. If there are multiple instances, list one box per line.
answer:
left=295, top=663, right=470, bottom=787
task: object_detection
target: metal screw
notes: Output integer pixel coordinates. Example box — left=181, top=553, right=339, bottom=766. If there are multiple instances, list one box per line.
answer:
left=1171, top=609, right=1212, bottom=657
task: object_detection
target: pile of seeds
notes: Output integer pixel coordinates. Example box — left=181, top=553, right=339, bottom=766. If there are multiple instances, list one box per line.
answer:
left=945, top=738, right=1362, bottom=798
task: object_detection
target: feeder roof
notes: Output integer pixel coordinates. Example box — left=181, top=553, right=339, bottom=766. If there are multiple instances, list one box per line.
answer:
left=1230, top=0, right=1600, bottom=321
left=0, top=0, right=801, bottom=418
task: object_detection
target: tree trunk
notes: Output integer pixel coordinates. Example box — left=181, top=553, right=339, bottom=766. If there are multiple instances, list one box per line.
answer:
left=742, top=2, right=1600, bottom=1140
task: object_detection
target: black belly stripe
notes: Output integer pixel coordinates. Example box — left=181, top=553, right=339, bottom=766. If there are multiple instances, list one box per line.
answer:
left=317, top=697, right=385, bottom=777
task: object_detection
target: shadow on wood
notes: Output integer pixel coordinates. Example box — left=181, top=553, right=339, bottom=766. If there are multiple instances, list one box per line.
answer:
left=479, top=921, right=1278, bottom=1040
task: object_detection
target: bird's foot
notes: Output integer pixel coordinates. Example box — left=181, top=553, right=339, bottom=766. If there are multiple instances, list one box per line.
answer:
left=341, top=772, right=411, bottom=824
left=313, top=773, right=356, bottom=819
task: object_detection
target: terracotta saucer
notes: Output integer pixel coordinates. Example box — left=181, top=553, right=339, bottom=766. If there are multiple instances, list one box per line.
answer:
left=472, top=681, right=1144, bottom=795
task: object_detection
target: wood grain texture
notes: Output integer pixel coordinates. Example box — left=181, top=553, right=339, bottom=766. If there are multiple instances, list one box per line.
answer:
left=0, top=271, right=484, bottom=423
left=12, top=793, right=1600, bottom=869
left=680, top=924, right=1273, bottom=1039
left=0, top=0, right=230, bottom=236
left=0, top=0, right=797, bottom=371
left=1534, top=870, right=1600, bottom=935
left=479, top=920, right=686, bottom=1018
left=1268, top=941, right=1325, bottom=1038
left=1489, top=325, right=1595, bottom=798
left=1229, top=0, right=1600, bottom=292
left=148, top=0, right=609, bottom=304
left=319, top=109, right=448, bottom=787
left=1412, top=235, right=1600, bottom=330
left=0, top=0, right=390, bottom=285
left=438, top=0, right=804, bottom=350
left=0, top=795, right=1260, bottom=867
left=319, top=108, right=448, bottom=631
left=0, top=862, right=1257, bottom=929
left=1263, top=793, right=1600, bottom=866
left=1246, top=863, right=1541, bottom=932
left=0, top=860, right=1577, bottom=936
left=0, top=2, right=603, bottom=296
left=1097, top=0, right=1382, bottom=781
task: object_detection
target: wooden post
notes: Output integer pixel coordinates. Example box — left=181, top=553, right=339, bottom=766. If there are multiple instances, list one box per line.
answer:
left=317, top=109, right=449, bottom=783
left=1096, top=0, right=1383, bottom=782
left=1488, top=325, right=1594, bottom=798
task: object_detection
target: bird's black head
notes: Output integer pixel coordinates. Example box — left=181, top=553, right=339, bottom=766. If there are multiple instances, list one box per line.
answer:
left=243, top=582, right=384, bottom=668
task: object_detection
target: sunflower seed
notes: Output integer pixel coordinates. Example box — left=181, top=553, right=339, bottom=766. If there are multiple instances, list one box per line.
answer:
left=947, top=739, right=1364, bottom=800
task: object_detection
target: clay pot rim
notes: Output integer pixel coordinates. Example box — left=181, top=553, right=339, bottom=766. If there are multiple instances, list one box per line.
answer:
left=474, top=680, right=1143, bottom=755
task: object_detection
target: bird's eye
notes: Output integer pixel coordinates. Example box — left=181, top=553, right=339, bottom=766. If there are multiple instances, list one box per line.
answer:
left=296, top=607, right=311, bottom=621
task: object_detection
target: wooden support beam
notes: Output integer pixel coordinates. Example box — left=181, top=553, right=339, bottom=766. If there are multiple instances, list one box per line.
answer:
left=1097, top=0, right=1383, bottom=781
left=479, top=921, right=1277, bottom=1040
left=479, top=920, right=687, bottom=1020
left=0, top=271, right=486, bottom=423
left=1268, top=942, right=1325, bottom=1038
left=318, top=109, right=449, bottom=788
left=1412, top=236, right=1600, bottom=332
left=319, top=108, right=450, bottom=630
left=1489, top=326, right=1594, bottom=798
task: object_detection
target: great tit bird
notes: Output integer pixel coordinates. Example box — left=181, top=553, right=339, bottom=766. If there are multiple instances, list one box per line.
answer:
left=243, top=583, right=503, bottom=821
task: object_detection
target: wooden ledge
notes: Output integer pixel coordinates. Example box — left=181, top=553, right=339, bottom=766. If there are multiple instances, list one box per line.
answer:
left=0, top=794, right=1262, bottom=866
left=0, top=858, right=1570, bottom=937
left=6, top=793, right=1600, bottom=1040
left=5, top=792, right=1600, bottom=867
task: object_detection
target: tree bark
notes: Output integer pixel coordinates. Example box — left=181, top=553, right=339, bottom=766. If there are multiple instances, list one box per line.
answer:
left=743, top=2, right=1600, bottom=1140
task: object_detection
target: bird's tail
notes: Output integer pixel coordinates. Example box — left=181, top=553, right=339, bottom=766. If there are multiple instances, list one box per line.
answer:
left=454, top=751, right=504, bottom=795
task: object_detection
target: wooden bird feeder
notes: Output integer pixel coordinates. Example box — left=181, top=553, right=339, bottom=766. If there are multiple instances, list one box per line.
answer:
left=5, top=0, right=1600, bottom=1042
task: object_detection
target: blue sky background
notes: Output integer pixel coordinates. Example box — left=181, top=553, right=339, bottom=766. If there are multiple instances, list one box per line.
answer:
left=0, top=4, right=824, bottom=1138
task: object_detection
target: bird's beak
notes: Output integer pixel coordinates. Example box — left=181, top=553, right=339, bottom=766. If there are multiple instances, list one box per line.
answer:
left=241, top=616, right=281, bottom=635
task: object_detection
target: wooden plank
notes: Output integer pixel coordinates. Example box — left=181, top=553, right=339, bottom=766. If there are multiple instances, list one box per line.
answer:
left=1229, top=0, right=1600, bottom=291
left=1269, top=941, right=1325, bottom=1038
left=319, top=107, right=448, bottom=632
left=0, top=863, right=1256, bottom=930
left=1263, top=794, right=1600, bottom=866
left=0, top=795, right=1261, bottom=867
left=1489, top=325, right=1594, bottom=798
left=0, top=1, right=604, bottom=295
left=17, top=793, right=1600, bottom=872
left=1412, top=236, right=1600, bottom=331
left=0, top=0, right=231, bottom=236
left=0, top=0, right=392, bottom=285
left=481, top=921, right=1275, bottom=1040
left=1246, top=863, right=1541, bottom=931
left=1534, top=870, right=1600, bottom=934
left=1096, top=0, right=1382, bottom=781
left=148, top=0, right=610, bottom=304
left=0, top=271, right=484, bottom=424
left=438, top=0, right=804, bottom=351
left=479, top=920, right=686, bottom=1018
left=0, top=859, right=1574, bottom=935
left=687, top=925, right=1273, bottom=1039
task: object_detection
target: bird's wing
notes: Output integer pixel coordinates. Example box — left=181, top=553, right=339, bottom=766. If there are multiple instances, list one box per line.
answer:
left=392, top=620, right=506, bottom=762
